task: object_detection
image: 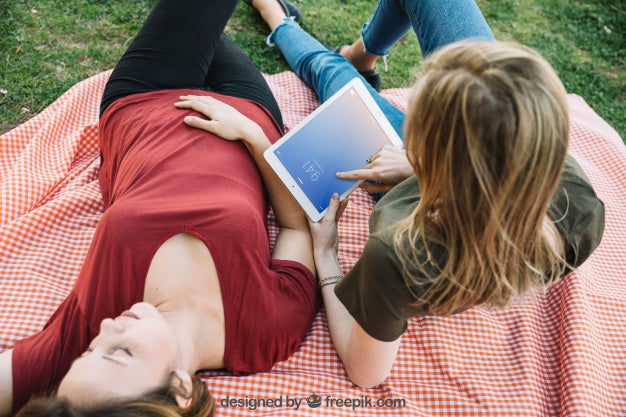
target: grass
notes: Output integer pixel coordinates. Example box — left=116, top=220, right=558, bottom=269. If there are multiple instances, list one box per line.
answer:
left=0, top=0, right=624, bottom=140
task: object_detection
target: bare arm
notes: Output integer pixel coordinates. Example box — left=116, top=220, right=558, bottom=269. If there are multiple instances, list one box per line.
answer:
left=0, top=350, right=12, bottom=417
left=174, top=95, right=314, bottom=272
left=309, top=195, right=401, bottom=388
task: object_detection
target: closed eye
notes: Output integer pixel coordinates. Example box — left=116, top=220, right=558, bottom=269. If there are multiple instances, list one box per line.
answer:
left=118, top=347, right=132, bottom=357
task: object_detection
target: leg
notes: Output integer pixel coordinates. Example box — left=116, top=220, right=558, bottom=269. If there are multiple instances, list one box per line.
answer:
left=369, top=0, right=495, bottom=57
left=100, top=0, right=238, bottom=116
left=268, top=19, right=406, bottom=137
left=340, top=0, right=495, bottom=73
left=100, top=0, right=282, bottom=128
left=358, top=0, right=413, bottom=58
left=205, top=35, right=283, bottom=128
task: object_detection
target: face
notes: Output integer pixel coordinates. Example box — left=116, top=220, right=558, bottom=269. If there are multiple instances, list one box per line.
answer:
left=57, top=302, right=182, bottom=406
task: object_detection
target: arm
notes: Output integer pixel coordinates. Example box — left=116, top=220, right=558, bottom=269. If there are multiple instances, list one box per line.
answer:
left=309, top=195, right=401, bottom=388
left=174, top=95, right=314, bottom=272
left=0, top=350, right=12, bottom=417
left=337, top=145, right=413, bottom=193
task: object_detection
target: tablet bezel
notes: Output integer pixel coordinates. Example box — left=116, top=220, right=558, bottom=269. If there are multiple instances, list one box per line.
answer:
left=264, top=78, right=403, bottom=222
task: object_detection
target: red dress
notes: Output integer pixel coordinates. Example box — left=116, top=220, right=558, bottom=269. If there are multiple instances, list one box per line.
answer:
left=12, top=90, right=319, bottom=410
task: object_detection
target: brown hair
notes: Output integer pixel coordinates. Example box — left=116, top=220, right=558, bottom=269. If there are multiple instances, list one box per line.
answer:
left=16, top=376, right=214, bottom=417
left=394, top=41, right=569, bottom=315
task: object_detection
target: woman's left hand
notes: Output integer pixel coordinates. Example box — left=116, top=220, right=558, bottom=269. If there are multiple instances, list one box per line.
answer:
left=308, top=193, right=349, bottom=258
left=174, top=95, right=261, bottom=141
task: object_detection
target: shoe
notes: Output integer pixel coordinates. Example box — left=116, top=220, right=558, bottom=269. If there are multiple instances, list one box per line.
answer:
left=333, top=45, right=381, bottom=92
left=242, top=0, right=302, bottom=23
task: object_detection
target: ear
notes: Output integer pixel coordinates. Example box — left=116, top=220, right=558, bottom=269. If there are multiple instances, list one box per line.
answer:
left=169, top=369, right=193, bottom=409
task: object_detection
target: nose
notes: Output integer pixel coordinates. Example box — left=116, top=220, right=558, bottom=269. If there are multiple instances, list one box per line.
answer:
left=100, top=317, right=125, bottom=334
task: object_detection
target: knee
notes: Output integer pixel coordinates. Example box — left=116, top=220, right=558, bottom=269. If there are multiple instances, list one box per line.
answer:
left=296, top=51, right=358, bottom=100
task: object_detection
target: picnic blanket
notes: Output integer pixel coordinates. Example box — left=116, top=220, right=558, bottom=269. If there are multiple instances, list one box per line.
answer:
left=1, top=70, right=625, bottom=417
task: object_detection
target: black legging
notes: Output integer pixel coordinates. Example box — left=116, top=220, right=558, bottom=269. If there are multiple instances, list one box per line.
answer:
left=100, top=0, right=283, bottom=130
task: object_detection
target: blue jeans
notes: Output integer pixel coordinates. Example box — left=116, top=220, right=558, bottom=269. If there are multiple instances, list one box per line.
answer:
left=361, top=0, right=494, bottom=58
left=267, top=0, right=495, bottom=137
left=268, top=18, right=406, bottom=137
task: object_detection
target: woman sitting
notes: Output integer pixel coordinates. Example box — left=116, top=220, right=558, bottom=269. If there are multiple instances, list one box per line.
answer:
left=247, top=0, right=605, bottom=388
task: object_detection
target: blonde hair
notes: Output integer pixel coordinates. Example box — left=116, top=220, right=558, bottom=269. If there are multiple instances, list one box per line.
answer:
left=16, top=376, right=215, bottom=417
left=394, top=41, right=569, bottom=315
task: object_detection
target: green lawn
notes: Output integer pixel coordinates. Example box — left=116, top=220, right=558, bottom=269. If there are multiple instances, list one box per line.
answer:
left=1, top=0, right=624, bottom=140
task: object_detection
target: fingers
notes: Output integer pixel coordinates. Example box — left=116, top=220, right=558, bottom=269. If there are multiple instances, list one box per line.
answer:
left=314, top=193, right=348, bottom=224
left=367, top=145, right=393, bottom=163
left=308, top=195, right=337, bottom=226
left=175, top=95, right=213, bottom=107
left=178, top=95, right=220, bottom=104
left=175, top=96, right=226, bottom=133
left=182, top=115, right=216, bottom=132
left=322, top=193, right=341, bottom=223
left=359, top=182, right=393, bottom=193
left=337, top=148, right=388, bottom=180
left=336, top=197, right=349, bottom=221
left=367, top=152, right=380, bottom=164
left=175, top=95, right=230, bottom=118
left=175, top=96, right=215, bottom=117
left=310, top=193, right=343, bottom=224
left=178, top=95, right=226, bottom=108
left=336, top=168, right=378, bottom=181
left=326, top=194, right=349, bottom=222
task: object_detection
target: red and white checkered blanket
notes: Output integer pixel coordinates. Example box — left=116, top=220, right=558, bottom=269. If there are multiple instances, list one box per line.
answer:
left=1, top=71, right=625, bottom=416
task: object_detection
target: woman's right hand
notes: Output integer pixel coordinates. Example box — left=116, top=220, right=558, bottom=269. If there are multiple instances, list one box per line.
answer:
left=336, top=145, right=413, bottom=193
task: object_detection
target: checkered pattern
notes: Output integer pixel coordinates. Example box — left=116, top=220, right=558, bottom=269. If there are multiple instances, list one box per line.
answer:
left=1, top=71, right=624, bottom=416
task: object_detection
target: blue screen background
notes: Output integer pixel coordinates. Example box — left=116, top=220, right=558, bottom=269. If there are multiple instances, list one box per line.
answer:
left=274, top=87, right=395, bottom=211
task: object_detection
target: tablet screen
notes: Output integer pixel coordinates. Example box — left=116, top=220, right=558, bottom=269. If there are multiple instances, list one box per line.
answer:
left=270, top=85, right=396, bottom=212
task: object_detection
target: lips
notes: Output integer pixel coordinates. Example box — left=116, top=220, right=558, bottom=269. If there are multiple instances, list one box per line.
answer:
left=120, top=310, right=139, bottom=320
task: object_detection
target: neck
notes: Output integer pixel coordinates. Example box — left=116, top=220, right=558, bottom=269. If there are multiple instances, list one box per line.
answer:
left=159, top=304, right=225, bottom=373
left=543, top=214, right=565, bottom=255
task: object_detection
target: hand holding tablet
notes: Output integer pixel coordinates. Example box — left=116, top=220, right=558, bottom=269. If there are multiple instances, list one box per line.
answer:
left=264, top=78, right=403, bottom=221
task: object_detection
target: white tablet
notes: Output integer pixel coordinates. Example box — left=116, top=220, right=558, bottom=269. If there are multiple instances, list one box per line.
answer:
left=264, top=78, right=403, bottom=222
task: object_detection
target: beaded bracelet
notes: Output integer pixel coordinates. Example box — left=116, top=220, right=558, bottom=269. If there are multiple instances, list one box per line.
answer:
left=319, top=275, right=344, bottom=288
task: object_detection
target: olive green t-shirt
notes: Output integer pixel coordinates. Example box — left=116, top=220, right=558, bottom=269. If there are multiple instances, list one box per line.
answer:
left=334, top=155, right=605, bottom=342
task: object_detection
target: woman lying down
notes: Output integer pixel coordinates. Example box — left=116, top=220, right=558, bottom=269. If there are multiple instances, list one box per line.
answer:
left=0, top=0, right=320, bottom=416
